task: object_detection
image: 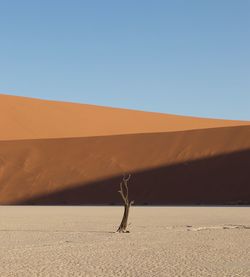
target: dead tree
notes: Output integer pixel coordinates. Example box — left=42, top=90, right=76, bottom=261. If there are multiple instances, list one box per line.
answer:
left=116, top=174, right=134, bottom=233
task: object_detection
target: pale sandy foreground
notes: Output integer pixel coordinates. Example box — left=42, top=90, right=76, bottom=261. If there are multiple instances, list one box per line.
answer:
left=0, top=207, right=249, bottom=277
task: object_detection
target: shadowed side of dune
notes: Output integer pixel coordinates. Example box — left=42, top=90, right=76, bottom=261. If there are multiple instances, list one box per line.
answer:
left=15, top=148, right=250, bottom=205
left=0, top=125, right=250, bottom=205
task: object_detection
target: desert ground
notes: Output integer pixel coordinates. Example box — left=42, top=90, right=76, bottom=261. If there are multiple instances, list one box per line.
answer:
left=0, top=206, right=249, bottom=277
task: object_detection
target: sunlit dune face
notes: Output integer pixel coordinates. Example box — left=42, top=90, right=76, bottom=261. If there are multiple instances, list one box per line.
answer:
left=0, top=94, right=249, bottom=141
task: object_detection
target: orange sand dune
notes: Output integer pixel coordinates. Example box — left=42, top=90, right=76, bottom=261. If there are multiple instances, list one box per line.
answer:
left=0, top=94, right=250, bottom=205
left=0, top=126, right=250, bottom=205
left=0, top=94, right=249, bottom=140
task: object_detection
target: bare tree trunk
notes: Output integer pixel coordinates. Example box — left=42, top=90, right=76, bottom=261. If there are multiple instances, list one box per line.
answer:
left=116, top=174, right=134, bottom=233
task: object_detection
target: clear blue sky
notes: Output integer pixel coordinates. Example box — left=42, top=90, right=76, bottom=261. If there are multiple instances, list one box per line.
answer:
left=0, top=0, right=249, bottom=120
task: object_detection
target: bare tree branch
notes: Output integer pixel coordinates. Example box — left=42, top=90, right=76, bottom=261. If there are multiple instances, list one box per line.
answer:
left=116, top=174, right=133, bottom=233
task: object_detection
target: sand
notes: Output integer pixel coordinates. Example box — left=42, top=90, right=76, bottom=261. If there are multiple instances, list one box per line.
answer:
left=1, top=94, right=250, bottom=205
left=1, top=126, right=250, bottom=205
left=0, top=206, right=249, bottom=277
left=1, top=94, right=249, bottom=141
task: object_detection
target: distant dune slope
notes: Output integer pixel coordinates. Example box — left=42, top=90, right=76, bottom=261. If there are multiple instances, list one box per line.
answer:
left=1, top=94, right=250, bottom=204
left=0, top=126, right=250, bottom=205
left=1, top=94, right=249, bottom=140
